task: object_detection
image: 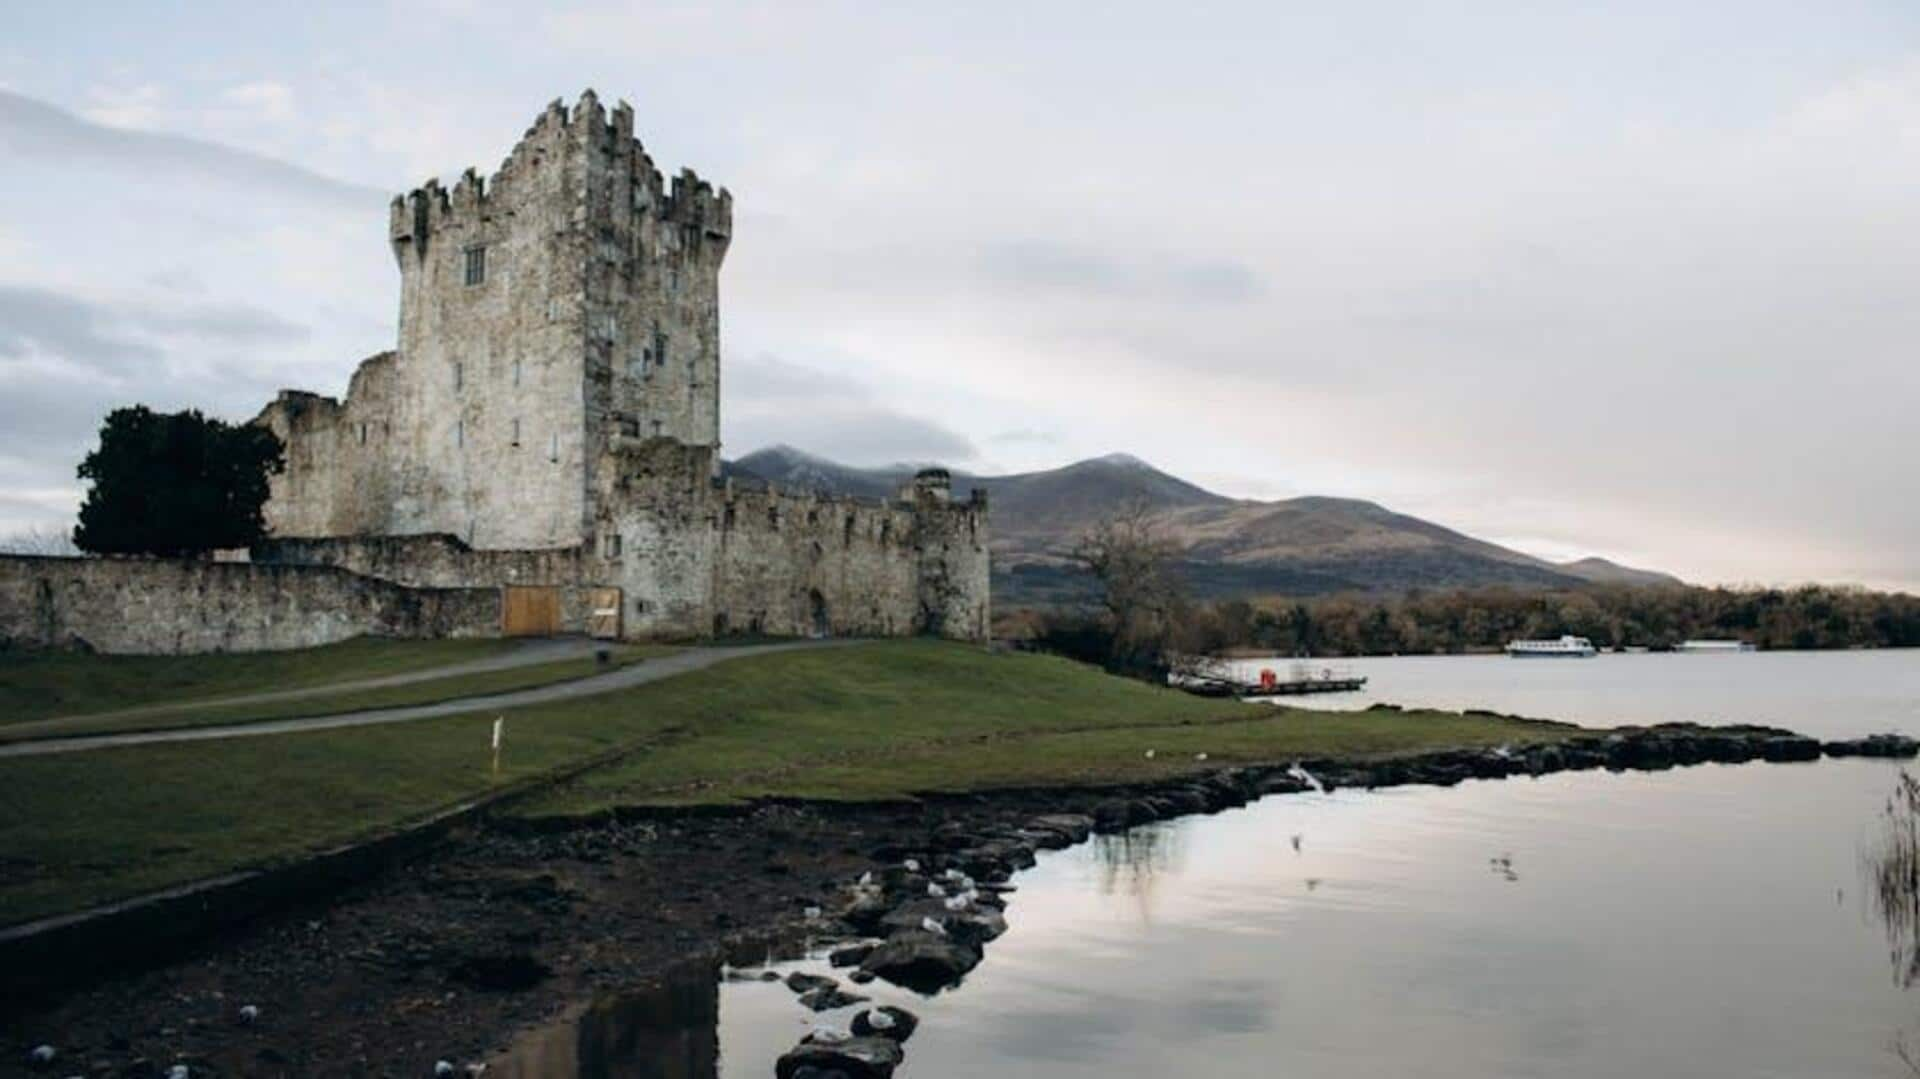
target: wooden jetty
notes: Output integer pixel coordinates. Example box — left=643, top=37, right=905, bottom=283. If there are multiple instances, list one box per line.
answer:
left=1175, top=666, right=1368, bottom=700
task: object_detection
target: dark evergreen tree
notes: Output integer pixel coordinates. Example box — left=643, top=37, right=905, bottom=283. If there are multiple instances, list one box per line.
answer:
left=73, top=406, right=285, bottom=556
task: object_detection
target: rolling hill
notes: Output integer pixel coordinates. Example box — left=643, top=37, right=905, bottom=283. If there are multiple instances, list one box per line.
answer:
left=725, top=446, right=1680, bottom=605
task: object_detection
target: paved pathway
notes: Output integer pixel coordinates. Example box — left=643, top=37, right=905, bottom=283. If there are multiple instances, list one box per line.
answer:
left=35, top=638, right=605, bottom=727
left=0, top=640, right=851, bottom=759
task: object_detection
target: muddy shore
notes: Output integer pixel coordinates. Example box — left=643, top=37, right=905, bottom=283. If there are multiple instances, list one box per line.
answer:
left=2, top=723, right=1911, bottom=1078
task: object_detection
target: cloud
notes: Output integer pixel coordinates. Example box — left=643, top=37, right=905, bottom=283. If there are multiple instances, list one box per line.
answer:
left=220, top=81, right=296, bottom=123
left=0, top=89, right=383, bottom=210
left=992, top=428, right=1061, bottom=446
left=0, top=285, right=161, bottom=372
left=80, top=83, right=166, bottom=130
left=976, top=240, right=1263, bottom=303
left=723, top=353, right=978, bottom=466
left=0, top=284, right=310, bottom=373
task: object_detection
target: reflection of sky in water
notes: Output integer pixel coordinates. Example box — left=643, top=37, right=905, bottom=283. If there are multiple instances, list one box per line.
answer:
left=492, top=654, right=1920, bottom=1078
left=716, top=760, right=1918, bottom=1078
left=1225, top=649, right=1920, bottom=739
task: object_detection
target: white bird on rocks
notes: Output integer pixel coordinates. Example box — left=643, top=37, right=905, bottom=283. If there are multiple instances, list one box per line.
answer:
left=868, top=1009, right=898, bottom=1031
left=27, top=1045, right=54, bottom=1066
left=1491, top=743, right=1513, bottom=760
left=808, top=1024, right=851, bottom=1045
left=238, top=1004, right=260, bottom=1023
left=1286, top=763, right=1326, bottom=794
left=903, top=858, right=921, bottom=872
left=927, top=882, right=946, bottom=898
left=857, top=871, right=873, bottom=887
left=920, top=916, right=948, bottom=936
left=435, top=1061, right=456, bottom=1077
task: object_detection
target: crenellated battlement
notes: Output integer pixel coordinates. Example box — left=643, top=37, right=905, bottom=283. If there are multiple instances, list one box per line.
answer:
left=262, top=89, right=988, bottom=643
left=387, top=90, right=730, bottom=262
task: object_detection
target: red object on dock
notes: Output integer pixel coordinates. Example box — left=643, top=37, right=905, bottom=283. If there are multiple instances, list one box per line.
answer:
left=1259, top=668, right=1278, bottom=690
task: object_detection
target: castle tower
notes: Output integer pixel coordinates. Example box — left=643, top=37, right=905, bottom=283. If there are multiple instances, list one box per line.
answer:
left=377, top=91, right=732, bottom=549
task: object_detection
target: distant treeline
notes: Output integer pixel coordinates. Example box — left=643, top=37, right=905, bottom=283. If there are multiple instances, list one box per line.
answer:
left=1176, top=584, right=1920, bottom=656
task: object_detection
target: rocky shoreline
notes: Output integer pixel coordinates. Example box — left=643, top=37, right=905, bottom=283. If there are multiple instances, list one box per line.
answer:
left=3, top=721, right=1913, bottom=1078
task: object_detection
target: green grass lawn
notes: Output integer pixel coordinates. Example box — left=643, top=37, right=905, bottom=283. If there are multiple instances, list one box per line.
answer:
left=0, top=640, right=1591, bottom=925
left=0, top=637, right=518, bottom=724
left=0, top=644, right=679, bottom=745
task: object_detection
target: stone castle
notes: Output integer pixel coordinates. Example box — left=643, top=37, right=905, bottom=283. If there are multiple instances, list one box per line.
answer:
left=249, top=91, right=989, bottom=642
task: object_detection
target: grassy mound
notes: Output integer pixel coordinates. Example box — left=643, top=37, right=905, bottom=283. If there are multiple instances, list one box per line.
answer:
left=0, top=640, right=1580, bottom=925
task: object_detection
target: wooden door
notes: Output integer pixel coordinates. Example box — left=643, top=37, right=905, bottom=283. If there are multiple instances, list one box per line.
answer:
left=502, top=586, right=562, bottom=637
left=587, top=588, right=623, bottom=640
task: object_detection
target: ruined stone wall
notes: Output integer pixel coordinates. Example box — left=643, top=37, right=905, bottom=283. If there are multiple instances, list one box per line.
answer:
left=251, top=535, right=597, bottom=634
left=0, top=556, right=499, bottom=655
left=258, top=93, right=728, bottom=554
left=595, top=442, right=990, bottom=641
left=256, top=354, right=403, bottom=538
left=241, top=90, right=982, bottom=645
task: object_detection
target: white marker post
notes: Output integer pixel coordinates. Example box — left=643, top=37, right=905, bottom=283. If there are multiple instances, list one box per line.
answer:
left=491, top=716, right=504, bottom=779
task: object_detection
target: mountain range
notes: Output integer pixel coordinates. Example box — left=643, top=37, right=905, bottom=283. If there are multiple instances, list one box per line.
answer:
left=725, top=446, right=1680, bottom=606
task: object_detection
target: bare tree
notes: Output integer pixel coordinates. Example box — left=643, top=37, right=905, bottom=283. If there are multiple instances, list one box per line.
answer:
left=1069, top=498, right=1191, bottom=675
left=0, top=524, right=80, bottom=557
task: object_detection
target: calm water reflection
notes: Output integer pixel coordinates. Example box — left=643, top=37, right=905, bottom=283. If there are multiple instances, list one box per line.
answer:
left=495, top=652, right=1920, bottom=1077
left=1227, top=648, right=1920, bottom=739
left=491, top=958, right=719, bottom=1079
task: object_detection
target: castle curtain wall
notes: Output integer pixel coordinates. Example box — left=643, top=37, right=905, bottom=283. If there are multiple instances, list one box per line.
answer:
left=240, top=92, right=989, bottom=648
left=0, top=556, right=499, bottom=655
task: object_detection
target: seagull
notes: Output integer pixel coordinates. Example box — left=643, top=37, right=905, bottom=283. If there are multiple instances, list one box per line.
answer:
left=903, top=858, right=921, bottom=872
left=920, top=916, right=948, bottom=936
left=27, top=1046, right=55, bottom=1066
left=857, top=871, right=873, bottom=887
left=435, top=1061, right=456, bottom=1077
left=809, top=1024, right=851, bottom=1045
left=868, top=1009, right=898, bottom=1031
left=1286, top=763, right=1326, bottom=794
left=238, top=1004, right=260, bottom=1023
left=1491, top=744, right=1514, bottom=760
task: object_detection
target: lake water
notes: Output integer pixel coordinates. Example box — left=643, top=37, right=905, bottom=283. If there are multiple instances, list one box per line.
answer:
left=494, top=649, right=1920, bottom=1078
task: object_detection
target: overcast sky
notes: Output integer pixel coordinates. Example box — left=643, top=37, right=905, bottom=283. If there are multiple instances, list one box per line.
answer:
left=2, top=1, right=1916, bottom=590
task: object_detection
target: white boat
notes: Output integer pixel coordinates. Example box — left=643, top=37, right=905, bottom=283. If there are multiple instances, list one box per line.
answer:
left=1675, top=639, right=1756, bottom=653
left=1506, top=635, right=1597, bottom=658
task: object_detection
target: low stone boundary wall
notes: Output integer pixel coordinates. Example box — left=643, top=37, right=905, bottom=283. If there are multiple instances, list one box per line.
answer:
left=0, top=554, right=500, bottom=654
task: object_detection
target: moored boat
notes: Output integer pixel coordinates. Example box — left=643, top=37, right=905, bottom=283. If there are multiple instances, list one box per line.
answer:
left=1505, top=635, right=1597, bottom=658
left=1675, top=639, right=1757, bottom=653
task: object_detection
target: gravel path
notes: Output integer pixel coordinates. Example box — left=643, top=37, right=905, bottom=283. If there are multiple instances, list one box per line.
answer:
left=0, top=640, right=850, bottom=758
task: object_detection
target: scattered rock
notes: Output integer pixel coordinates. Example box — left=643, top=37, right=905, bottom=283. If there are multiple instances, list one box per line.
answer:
left=829, top=942, right=878, bottom=968
left=798, top=985, right=870, bottom=1011
left=1824, top=733, right=1920, bottom=758
left=785, top=971, right=838, bottom=995
left=851, top=1005, right=919, bottom=1043
left=775, top=1035, right=904, bottom=1079
left=858, top=930, right=982, bottom=993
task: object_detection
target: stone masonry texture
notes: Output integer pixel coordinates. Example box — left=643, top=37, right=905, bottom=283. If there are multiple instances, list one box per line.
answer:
left=242, top=91, right=988, bottom=645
